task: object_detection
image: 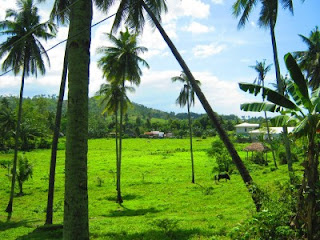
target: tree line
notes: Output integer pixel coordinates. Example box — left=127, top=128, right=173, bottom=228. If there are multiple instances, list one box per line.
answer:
left=0, top=94, right=242, bottom=151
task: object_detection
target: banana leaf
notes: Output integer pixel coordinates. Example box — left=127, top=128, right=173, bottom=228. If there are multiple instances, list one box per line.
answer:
left=239, top=82, right=299, bottom=110
left=240, top=102, right=280, bottom=112
left=284, top=53, right=312, bottom=110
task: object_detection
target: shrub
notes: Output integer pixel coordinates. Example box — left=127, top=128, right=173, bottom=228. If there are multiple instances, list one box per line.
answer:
left=208, top=139, right=234, bottom=174
left=37, top=138, right=51, bottom=149
left=235, top=134, right=252, bottom=143
left=229, top=180, right=301, bottom=240
left=15, top=154, right=33, bottom=195
left=252, top=152, right=268, bottom=165
left=278, top=151, right=299, bottom=165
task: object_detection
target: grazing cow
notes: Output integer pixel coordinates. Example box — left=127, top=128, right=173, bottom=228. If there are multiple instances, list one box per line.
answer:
left=214, top=173, right=230, bottom=182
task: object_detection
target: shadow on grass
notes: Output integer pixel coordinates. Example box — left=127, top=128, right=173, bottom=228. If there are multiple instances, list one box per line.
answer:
left=0, top=219, right=37, bottom=231
left=105, top=207, right=161, bottom=217
left=91, top=228, right=213, bottom=240
left=16, top=224, right=63, bottom=240
left=105, top=193, right=141, bottom=202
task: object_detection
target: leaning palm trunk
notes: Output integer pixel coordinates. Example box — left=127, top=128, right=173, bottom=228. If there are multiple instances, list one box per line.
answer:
left=141, top=1, right=261, bottom=211
left=269, top=20, right=293, bottom=172
left=187, top=98, right=195, bottom=183
left=63, top=0, right=92, bottom=238
left=46, top=42, right=68, bottom=225
left=5, top=58, right=27, bottom=219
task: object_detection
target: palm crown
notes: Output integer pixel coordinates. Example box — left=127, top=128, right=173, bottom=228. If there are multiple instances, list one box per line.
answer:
left=0, top=0, right=56, bottom=76
left=232, top=0, right=293, bottom=29
left=97, top=28, right=149, bottom=86
left=172, top=72, right=201, bottom=108
left=96, top=82, right=134, bottom=115
left=294, top=26, right=320, bottom=90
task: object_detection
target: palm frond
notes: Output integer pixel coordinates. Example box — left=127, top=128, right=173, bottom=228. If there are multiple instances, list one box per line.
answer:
left=240, top=102, right=280, bottom=112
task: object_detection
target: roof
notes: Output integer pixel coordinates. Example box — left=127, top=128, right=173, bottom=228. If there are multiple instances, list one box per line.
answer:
left=235, top=122, right=259, bottom=128
left=243, top=142, right=270, bottom=152
left=249, top=127, right=295, bottom=134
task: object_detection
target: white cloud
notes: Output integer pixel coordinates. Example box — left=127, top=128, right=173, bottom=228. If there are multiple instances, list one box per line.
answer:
left=139, top=21, right=177, bottom=58
left=183, top=21, right=215, bottom=34
left=164, top=0, right=210, bottom=22
left=0, top=1, right=17, bottom=20
left=250, top=21, right=256, bottom=27
left=193, top=43, right=226, bottom=58
left=211, top=0, right=224, bottom=4
left=125, top=70, right=256, bottom=116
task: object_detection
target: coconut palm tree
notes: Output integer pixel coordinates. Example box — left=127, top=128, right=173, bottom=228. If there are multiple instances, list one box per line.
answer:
left=96, top=82, right=134, bottom=199
left=100, top=0, right=261, bottom=210
left=172, top=72, right=201, bottom=183
left=250, top=60, right=277, bottom=168
left=294, top=26, right=320, bottom=90
left=97, top=28, right=148, bottom=203
left=0, top=0, right=55, bottom=218
left=233, top=0, right=295, bottom=172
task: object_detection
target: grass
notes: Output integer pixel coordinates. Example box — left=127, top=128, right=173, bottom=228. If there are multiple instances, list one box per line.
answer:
left=0, top=137, right=295, bottom=239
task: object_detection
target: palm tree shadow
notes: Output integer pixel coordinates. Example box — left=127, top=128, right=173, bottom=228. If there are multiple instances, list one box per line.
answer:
left=0, top=219, right=37, bottom=231
left=91, top=228, right=213, bottom=240
left=105, top=193, right=141, bottom=202
left=15, top=224, right=63, bottom=240
left=104, top=206, right=161, bottom=217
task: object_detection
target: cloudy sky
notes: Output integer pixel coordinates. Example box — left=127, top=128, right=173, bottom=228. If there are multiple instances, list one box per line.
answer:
left=0, top=0, right=319, bottom=117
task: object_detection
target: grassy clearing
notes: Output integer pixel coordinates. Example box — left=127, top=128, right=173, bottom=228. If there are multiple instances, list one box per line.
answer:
left=0, top=137, right=294, bottom=239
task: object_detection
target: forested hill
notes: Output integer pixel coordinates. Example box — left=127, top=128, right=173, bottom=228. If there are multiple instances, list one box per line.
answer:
left=0, top=94, right=248, bottom=122
left=0, top=95, right=263, bottom=148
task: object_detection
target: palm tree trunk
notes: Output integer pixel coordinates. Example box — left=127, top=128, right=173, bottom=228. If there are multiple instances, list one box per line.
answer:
left=63, top=0, right=92, bottom=238
left=269, top=21, right=292, bottom=172
left=141, top=1, right=261, bottom=211
left=115, top=110, right=119, bottom=191
left=5, top=57, right=27, bottom=219
left=187, top=97, right=195, bottom=183
left=18, top=180, right=23, bottom=196
left=117, top=83, right=124, bottom=204
left=264, top=111, right=277, bottom=168
left=297, top=135, right=319, bottom=239
left=45, top=42, right=68, bottom=225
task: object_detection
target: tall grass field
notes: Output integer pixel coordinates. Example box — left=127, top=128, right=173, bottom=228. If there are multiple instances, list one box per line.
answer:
left=0, top=137, right=293, bottom=239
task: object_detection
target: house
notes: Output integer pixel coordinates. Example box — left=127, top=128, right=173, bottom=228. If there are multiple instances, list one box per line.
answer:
left=249, top=127, right=295, bottom=140
left=235, top=122, right=260, bottom=134
left=165, top=132, right=173, bottom=138
left=143, top=131, right=165, bottom=138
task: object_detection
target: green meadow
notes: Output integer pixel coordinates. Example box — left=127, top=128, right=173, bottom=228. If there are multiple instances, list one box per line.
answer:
left=0, top=137, right=292, bottom=239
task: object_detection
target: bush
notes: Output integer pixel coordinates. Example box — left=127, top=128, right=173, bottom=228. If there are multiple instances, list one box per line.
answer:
left=229, top=180, right=301, bottom=240
left=278, top=151, right=299, bottom=165
left=252, top=152, right=268, bottom=166
left=208, top=140, right=234, bottom=174
left=235, top=134, right=252, bottom=143
left=37, top=138, right=51, bottom=149
left=16, top=154, right=33, bottom=195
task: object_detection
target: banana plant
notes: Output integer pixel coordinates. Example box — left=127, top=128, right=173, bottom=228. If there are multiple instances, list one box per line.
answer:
left=239, top=53, right=320, bottom=239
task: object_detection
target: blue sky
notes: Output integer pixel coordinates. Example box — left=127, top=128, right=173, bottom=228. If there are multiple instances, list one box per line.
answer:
left=0, top=0, right=319, bottom=117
